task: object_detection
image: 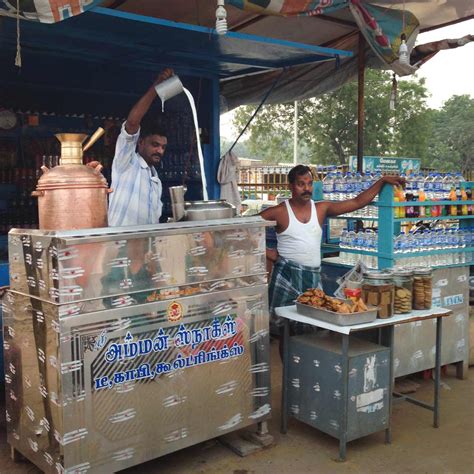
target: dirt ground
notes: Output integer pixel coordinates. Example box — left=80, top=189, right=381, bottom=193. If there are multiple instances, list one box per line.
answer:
left=1, top=339, right=473, bottom=474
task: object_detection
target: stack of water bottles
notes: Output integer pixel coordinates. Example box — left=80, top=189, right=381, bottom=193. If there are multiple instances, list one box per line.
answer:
left=339, top=229, right=378, bottom=268
left=397, top=171, right=472, bottom=217
left=421, top=171, right=467, bottom=200
left=393, top=225, right=473, bottom=267
left=339, top=225, right=473, bottom=269
left=322, top=167, right=380, bottom=218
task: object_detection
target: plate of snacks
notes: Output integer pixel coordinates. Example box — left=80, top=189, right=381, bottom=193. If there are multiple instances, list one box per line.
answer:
left=296, top=288, right=378, bottom=326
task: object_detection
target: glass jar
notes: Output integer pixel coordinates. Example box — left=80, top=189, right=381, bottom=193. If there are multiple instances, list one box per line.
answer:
left=412, top=267, right=433, bottom=310
left=362, top=271, right=394, bottom=319
left=392, top=268, right=413, bottom=314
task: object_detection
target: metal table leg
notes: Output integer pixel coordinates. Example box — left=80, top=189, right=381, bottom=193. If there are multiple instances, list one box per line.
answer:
left=338, top=334, right=349, bottom=462
left=434, top=316, right=443, bottom=428
left=281, top=319, right=290, bottom=434
left=385, top=325, right=394, bottom=444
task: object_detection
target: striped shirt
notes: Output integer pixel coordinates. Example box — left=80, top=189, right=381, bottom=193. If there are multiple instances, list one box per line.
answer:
left=108, top=123, right=163, bottom=227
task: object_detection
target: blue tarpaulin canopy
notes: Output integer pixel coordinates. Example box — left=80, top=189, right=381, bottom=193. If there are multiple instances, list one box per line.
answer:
left=0, top=7, right=352, bottom=116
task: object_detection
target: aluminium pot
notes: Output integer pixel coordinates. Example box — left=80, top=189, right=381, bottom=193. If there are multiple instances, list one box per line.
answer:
left=184, top=200, right=236, bottom=221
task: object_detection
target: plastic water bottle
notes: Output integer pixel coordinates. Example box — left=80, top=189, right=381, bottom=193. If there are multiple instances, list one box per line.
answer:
left=339, top=228, right=348, bottom=264
left=395, top=232, right=407, bottom=267
left=454, top=172, right=465, bottom=194
left=424, top=173, right=434, bottom=200
left=354, top=172, right=363, bottom=196
left=415, top=172, right=424, bottom=193
left=394, top=233, right=403, bottom=255
left=442, top=173, right=453, bottom=200
left=323, top=169, right=335, bottom=200
left=346, top=172, right=355, bottom=200
left=403, top=173, right=411, bottom=193
left=433, top=173, right=444, bottom=200
left=365, top=230, right=376, bottom=268
left=425, top=230, right=435, bottom=266
left=334, top=172, right=344, bottom=201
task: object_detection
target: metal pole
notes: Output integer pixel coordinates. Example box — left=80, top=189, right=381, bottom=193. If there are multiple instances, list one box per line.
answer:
left=434, top=317, right=443, bottom=428
left=339, top=334, right=349, bottom=462
left=281, top=319, right=290, bottom=434
left=385, top=325, right=394, bottom=444
left=293, top=100, right=298, bottom=165
left=357, top=33, right=365, bottom=174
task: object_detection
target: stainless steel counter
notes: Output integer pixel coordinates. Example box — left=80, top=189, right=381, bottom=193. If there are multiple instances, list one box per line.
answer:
left=3, top=217, right=273, bottom=473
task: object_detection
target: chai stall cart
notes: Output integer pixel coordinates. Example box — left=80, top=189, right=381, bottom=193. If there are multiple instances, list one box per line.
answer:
left=3, top=217, right=275, bottom=472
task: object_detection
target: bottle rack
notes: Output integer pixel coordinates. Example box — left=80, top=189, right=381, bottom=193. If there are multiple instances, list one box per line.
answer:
left=319, top=181, right=474, bottom=271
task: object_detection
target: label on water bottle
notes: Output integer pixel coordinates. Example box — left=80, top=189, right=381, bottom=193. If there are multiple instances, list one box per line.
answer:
left=323, top=182, right=333, bottom=193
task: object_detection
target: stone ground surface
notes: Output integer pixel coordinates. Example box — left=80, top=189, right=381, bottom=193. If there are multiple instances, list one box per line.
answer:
left=1, top=339, right=473, bottom=474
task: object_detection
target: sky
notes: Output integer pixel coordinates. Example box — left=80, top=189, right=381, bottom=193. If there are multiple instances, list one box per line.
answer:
left=220, top=19, right=474, bottom=140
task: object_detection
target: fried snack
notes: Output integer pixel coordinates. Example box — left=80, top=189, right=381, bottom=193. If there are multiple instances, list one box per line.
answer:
left=297, top=288, right=370, bottom=315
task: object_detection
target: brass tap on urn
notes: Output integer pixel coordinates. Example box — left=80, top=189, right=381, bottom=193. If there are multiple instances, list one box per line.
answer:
left=32, top=127, right=112, bottom=230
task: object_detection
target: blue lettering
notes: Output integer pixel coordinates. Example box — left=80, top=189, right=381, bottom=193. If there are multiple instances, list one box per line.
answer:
left=173, top=354, right=187, bottom=370
left=195, top=350, right=206, bottom=365
left=94, top=376, right=109, bottom=390
left=123, top=332, right=139, bottom=359
left=211, top=319, right=222, bottom=339
left=114, top=372, right=126, bottom=384
left=222, top=315, right=237, bottom=337
left=191, top=328, right=203, bottom=348
left=104, top=343, right=122, bottom=363
left=220, top=344, right=230, bottom=359
left=175, top=325, right=192, bottom=347
left=136, top=363, right=152, bottom=379
left=139, top=338, right=153, bottom=355
left=153, top=328, right=169, bottom=352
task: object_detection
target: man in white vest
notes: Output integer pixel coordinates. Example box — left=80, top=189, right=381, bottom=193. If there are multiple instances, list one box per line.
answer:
left=260, top=165, right=404, bottom=330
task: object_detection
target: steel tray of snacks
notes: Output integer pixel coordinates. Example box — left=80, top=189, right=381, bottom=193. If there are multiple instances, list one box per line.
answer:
left=295, top=300, right=378, bottom=326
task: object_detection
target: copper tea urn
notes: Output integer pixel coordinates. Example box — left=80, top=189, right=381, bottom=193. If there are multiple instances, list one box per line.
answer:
left=32, top=128, right=112, bottom=230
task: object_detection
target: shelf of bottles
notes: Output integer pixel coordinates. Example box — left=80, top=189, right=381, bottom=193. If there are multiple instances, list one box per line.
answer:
left=322, top=167, right=382, bottom=218
left=320, top=169, right=473, bottom=271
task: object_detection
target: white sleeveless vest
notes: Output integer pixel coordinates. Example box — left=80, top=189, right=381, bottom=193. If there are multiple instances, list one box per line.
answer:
left=277, top=199, right=322, bottom=267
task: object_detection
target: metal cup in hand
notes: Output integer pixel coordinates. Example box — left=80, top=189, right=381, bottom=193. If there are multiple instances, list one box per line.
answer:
left=154, top=75, right=184, bottom=111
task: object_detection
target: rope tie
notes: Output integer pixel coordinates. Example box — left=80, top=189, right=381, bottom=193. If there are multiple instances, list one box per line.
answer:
left=15, top=0, right=22, bottom=68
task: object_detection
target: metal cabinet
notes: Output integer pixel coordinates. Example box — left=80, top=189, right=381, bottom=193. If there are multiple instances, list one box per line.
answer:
left=3, top=218, right=271, bottom=473
left=288, top=333, right=390, bottom=443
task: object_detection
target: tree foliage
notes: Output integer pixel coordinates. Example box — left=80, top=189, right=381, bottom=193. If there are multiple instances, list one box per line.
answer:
left=232, top=69, right=435, bottom=166
left=428, top=95, right=474, bottom=175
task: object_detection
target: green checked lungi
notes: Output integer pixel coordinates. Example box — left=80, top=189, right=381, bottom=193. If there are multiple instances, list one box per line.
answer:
left=268, top=256, right=322, bottom=328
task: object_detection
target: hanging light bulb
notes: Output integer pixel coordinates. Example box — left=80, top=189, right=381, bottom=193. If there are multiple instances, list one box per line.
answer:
left=398, top=33, right=410, bottom=66
left=216, top=0, right=228, bottom=35
left=389, top=73, right=398, bottom=111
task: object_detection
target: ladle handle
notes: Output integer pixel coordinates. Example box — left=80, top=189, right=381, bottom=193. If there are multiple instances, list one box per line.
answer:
left=83, top=127, right=105, bottom=153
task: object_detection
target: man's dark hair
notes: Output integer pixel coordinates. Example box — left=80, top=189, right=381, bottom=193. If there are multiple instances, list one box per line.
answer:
left=288, top=165, right=313, bottom=184
left=140, top=118, right=167, bottom=140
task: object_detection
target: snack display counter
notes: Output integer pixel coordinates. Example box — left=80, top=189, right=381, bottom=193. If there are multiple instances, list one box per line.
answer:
left=3, top=217, right=272, bottom=473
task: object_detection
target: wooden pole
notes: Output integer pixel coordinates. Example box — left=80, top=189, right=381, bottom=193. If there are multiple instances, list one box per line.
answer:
left=357, top=33, right=365, bottom=173
left=293, top=100, right=298, bottom=165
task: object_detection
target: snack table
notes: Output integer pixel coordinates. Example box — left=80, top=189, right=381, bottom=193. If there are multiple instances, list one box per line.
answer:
left=275, top=306, right=452, bottom=461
